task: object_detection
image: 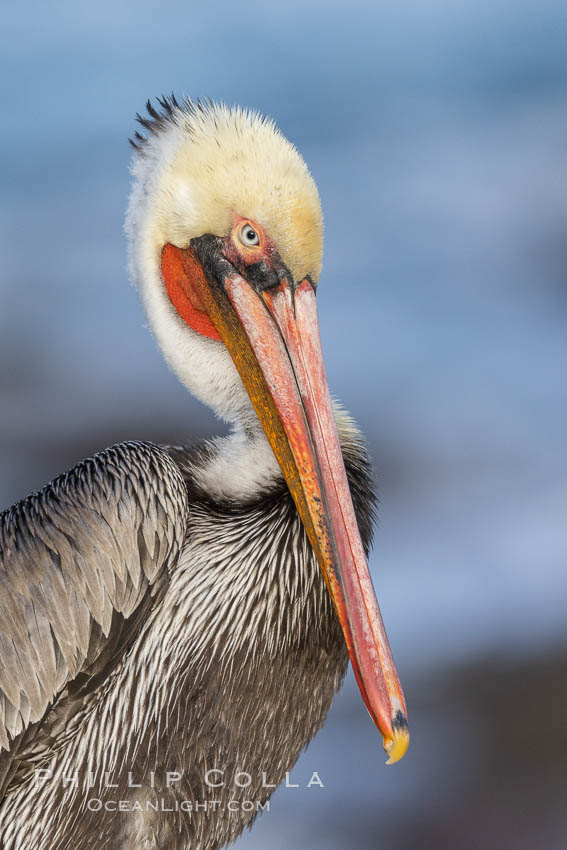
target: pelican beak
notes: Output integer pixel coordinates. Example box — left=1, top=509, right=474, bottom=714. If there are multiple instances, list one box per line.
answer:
left=161, top=237, right=409, bottom=764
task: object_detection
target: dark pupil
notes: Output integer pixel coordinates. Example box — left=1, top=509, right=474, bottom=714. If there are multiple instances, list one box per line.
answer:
left=246, top=228, right=256, bottom=242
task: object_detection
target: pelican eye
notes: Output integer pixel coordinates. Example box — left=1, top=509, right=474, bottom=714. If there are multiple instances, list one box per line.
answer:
left=239, top=224, right=260, bottom=247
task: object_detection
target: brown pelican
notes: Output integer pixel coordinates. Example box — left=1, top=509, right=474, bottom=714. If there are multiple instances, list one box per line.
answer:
left=0, top=97, right=408, bottom=849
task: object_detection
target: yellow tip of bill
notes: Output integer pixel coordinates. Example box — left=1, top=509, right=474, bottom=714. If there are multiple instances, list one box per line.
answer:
left=384, top=721, right=410, bottom=765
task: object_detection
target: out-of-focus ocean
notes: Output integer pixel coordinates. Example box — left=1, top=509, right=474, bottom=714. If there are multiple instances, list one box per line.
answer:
left=1, top=1, right=566, bottom=847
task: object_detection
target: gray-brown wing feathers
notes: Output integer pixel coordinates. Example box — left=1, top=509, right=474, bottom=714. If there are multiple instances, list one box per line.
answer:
left=0, top=441, right=187, bottom=750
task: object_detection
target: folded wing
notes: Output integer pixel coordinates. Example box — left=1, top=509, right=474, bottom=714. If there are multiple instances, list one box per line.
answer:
left=0, top=441, right=187, bottom=751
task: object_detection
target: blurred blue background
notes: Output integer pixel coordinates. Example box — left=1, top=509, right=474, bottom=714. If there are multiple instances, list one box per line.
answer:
left=1, top=1, right=567, bottom=847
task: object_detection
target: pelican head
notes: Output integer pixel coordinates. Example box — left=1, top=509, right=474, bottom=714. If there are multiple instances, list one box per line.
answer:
left=126, top=96, right=409, bottom=764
